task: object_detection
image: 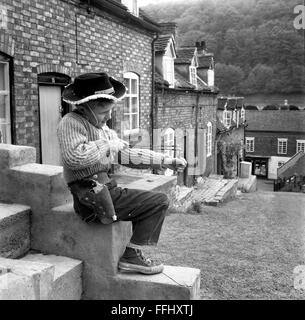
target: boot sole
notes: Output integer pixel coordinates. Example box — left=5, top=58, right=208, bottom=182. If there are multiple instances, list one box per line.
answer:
left=118, top=262, right=164, bottom=275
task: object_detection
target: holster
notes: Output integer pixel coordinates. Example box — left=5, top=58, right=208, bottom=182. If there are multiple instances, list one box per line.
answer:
left=68, top=178, right=117, bottom=224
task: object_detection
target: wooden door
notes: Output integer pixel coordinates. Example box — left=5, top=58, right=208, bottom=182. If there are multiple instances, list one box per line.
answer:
left=39, top=86, right=62, bottom=165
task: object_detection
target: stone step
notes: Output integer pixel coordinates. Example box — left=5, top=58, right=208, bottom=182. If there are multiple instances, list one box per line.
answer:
left=31, top=203, right=132, bottom=276
left=0, top=203, right=31, bottom=258
left=21, top=253, right=82, bottom=300
left=1, top=163, right=72, bottom=214
left=83, top=264, right=201, bottom=300
left=0, top=144, right=36, bottom=171
left=0, top=256, right=54, bottom=299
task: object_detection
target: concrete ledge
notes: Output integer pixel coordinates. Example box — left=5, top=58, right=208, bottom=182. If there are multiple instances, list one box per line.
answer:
left=0, top=273, right=37, bottom=300
left=9, top=164, right=72, bottom=211
left=113, top=174, right=177, bottom=193
left=0, top=144, right=36, bottom=170
left=238, top=175, right=257, bottom=193
left=0, top=203, right=31, bottom=258
left=21, top=253, right=82, bottom=300
left=31, top=203, right=132, bottom=276
left=83, top=264, right=201, bottom=300
left=0, top=257, right=54, bottom=299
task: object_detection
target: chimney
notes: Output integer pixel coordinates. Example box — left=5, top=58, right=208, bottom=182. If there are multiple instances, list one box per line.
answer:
left=158, top=22, right=177, bottom=40
left=196, top=40, right=207, bottom=54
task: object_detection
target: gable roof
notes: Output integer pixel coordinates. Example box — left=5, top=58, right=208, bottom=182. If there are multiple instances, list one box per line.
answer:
left=198, top=55, right=213, bottom=69
left=174, top=69, right=195, bottom=89
left=246, top=110, right=305, bottom=132
left=155, top=35, right=172, bottom=53
left=175, top=47, right=196, bottom=64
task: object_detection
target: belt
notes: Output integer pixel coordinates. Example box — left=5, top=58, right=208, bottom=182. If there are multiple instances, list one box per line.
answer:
left=68, top=173, right=117, bottom=190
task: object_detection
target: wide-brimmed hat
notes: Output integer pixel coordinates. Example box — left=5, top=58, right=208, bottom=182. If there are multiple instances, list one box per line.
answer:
left=62, top=72, right=126, bottom=105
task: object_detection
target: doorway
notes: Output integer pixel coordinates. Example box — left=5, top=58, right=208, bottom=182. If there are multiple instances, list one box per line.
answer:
left=38, top=73, right=71, bottom=165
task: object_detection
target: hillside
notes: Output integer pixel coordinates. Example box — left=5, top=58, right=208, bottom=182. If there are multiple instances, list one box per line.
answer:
left=142, top=0, right=305, bottom=95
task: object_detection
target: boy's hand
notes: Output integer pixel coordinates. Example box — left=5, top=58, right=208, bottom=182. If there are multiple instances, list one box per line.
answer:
left=110, top=138, right=129, bottom=153
left=163, top=157, right=187, bottom=172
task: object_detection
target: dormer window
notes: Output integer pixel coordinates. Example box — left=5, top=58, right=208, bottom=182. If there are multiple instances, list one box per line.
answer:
left=189, top=66, right=197, bottom=87
left=240, top=106, right=246, bottom=121
left=121, top=0, right=139, bottom=17
left=222, top=103, right=231, bottom=128
left=163, top=56, right=174, bottom=88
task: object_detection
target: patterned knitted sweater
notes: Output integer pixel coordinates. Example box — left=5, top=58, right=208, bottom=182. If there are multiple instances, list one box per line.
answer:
left=57, top=111, right=165, bottom=183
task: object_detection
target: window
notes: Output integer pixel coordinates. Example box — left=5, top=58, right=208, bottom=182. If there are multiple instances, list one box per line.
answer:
left=223, top=110, right=232, bottom=127
left=163, top=128, right=175, bottom=158
left=163, top=56, right=175, bottom=88
left=240, top=107, right=246, bottom=121
left=246, top=137, right=255, bottom=152
left=189, top=66, right=197, bottom=87
left=278, top=138, right=287, bottom=154
left=0, top=54, right=11, bottom=144
left=123, top=72, right=139, bottom=133
left=296, top=140, right=305, bottom=153
left=121, top=0, right=138, bottom=17
left=207, top=122, right=212, bottom=157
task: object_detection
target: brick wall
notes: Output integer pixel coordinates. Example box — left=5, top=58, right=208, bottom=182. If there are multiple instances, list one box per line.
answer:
left=245, top=131, right=305, bottom=157
left=0, top=0, right=154, bottom=161
left=155, top=89, right=217, bottom=176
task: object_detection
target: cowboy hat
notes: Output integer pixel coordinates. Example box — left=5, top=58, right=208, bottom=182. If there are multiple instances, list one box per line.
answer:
left=62, top=72, right=126, bottom=105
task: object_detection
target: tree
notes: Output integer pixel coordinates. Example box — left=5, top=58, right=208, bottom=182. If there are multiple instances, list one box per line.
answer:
left=215, top=63, right=244, bottom=94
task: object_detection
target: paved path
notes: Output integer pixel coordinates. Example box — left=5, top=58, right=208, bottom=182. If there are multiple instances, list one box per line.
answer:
left=147, top=191, right=305, bottom=299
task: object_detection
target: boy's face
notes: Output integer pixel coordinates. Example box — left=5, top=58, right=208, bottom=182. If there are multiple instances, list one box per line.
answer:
left=90, top=100, right=115, bottom=126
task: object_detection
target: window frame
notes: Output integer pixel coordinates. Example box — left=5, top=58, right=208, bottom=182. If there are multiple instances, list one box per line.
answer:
left=163, top=128, right=175, bottom=158
left=223, top=109, right=232, bottom=127
left=163, top=56, right=175, bottom=88
left=296, top=140, right=305, bottom=153
left=240, top=106, right=246, bottom=121
left=207, top=122, right=212, bottom=157
left=246, top=137, right=255, bottom=153
left=189, top=66, right=197, bottom=88
left=277, top=138, right=288, bottom=155
left=0, top=55, right=11, bottom=144
left=123, top=72, right=140, bottom=135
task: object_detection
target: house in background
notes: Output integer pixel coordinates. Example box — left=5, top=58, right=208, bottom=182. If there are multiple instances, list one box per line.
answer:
left=0, top=0, right=159, bottom=165
left=244, top=108, right=305, bottom=179
left=152, top=22, right=219, bottom=185
left=216, top=97, right=246, bottom=178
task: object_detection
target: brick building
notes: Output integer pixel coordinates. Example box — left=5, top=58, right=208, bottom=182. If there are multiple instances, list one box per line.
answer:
left=244, top=108, right=305, bottom=179
left=153, top=23, right=219, bottom=185
left=0, top=0, right=159, bottom=164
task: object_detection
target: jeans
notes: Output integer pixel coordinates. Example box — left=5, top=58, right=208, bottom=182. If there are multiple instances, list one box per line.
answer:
left=69, top=179, right=169, bottom=246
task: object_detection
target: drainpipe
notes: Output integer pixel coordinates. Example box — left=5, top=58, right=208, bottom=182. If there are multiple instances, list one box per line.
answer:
left=151, top=32, right=159, bottom=150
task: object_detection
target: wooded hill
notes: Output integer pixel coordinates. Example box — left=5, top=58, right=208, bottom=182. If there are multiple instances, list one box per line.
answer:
left=143, top=0, right=305, bottom=95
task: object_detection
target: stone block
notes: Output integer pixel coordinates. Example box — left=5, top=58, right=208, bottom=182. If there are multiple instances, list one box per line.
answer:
left=82, top=264, right=201, bottom=300
left=31, top=203, right=132, bottom=276
left=0, top=273, right=37, bottom=300
left=21, top=253, right=82, bottom=300
left=0, top=163, right=72, bottom=213
left=0, top=144, right=36, bottom=170
left=238, top=175, right=257, bottom=193
left=0, top=257, right=54, bottom=299
left=240, top=161, right=252, bottom=179
left=0, top=203, right=31, bottom=258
